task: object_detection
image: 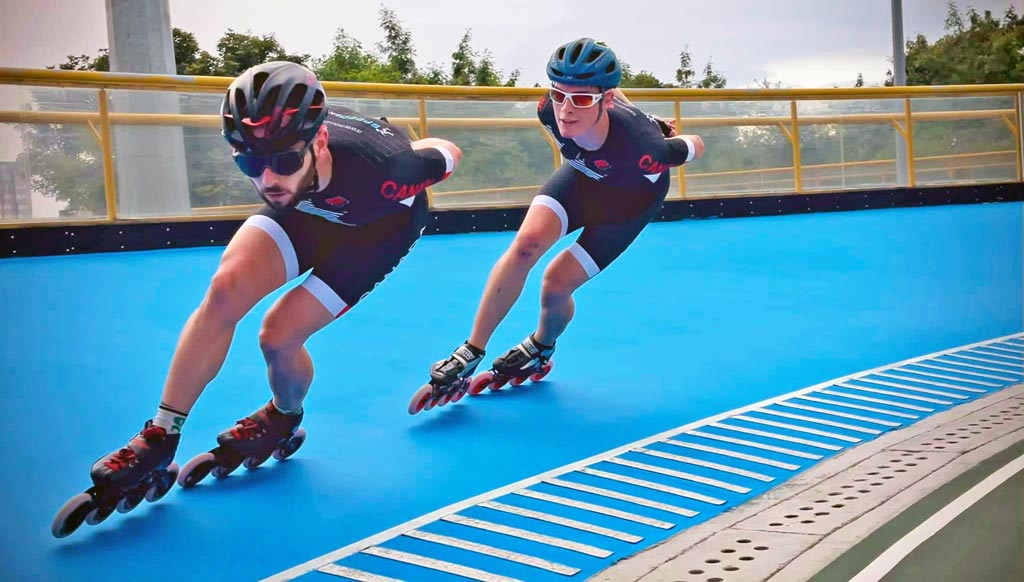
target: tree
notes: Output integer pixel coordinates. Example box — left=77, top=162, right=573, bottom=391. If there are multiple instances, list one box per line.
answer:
left=450, top=30, right=477, bottom=86
left=214, top=30, right=310, bottom=76
left=315, top=29, right=400, bottom=83
left=50, top=51, right=109, bottom=72
left=675, top=48, right=696, bottom=88
left=474, top=51, right=502, bottom=86
left=376, top=7, right=417, bottom=82
left=620, top=63, right=670, bottom=88
left=447, top=30, right=518, bottom=87
left=901, top=1, right=1024, bottom=85
left=415, top=63, right=449, bottom=85
left=172, top=28, right=219, bottom=75
left=697, top=59, right=727, bottom=88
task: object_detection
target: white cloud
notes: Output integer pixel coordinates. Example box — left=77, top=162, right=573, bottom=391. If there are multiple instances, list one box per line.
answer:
left=758, top=52, right=892, bottom=88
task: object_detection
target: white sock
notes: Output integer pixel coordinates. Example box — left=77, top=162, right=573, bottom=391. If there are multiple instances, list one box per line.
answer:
left=272, top=398, right=303, bottom=416
left=153, top=402, right=188, bottom=434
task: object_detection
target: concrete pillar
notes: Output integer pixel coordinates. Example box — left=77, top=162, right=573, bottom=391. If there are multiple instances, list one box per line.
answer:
left=892, top=0, right=910, bottom=187
left=105, top=0, right=191, bottom=217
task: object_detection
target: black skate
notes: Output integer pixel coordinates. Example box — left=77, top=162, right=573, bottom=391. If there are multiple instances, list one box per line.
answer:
left=409, top=342, right=485, bottom=414
left=52, top=421, right=180, bottom=538
left=177, top=400, right=305, bottom=488
left=468, top=334, right=555, bottom=395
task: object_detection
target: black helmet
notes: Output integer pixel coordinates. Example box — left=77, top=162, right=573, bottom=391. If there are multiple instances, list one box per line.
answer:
left=221, top=61, right=327, bottom=154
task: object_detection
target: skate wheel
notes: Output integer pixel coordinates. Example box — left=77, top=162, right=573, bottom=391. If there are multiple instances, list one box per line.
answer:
left=178, top=453, right=217, bottom=488
left=85, top=499, right=116, bottom=526
left=509, top=375, right=526, bottom=387
left=51, top=492, right=96, bottom=538
left=489, top=376, right=509, bottom=392
left=423, top=396, right=437, bottom=411
left=213, top=456, right=242, bottom=479
left=408, top=384, right=434, bottom=415
left=530, top=361, right=554, bottom=382
left=437, top=392, right=452, bottom=407
left=244, top=450, right=273, bottom=470
left=273, top=428, right=306, bottom=461
left=449, top=387, right=465, bottom=404
left=116, top=487, right=146, bottom=514
left=467, top=372, right=493, bottom=396
left=147, top=463, right=179, bottom=502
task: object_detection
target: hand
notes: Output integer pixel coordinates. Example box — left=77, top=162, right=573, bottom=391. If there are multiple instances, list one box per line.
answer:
left=655, top=116, right=678, bottom=137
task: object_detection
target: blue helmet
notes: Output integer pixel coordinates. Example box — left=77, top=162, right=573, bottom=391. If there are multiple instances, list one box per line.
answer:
left=546, top=38, right=621, bottom=89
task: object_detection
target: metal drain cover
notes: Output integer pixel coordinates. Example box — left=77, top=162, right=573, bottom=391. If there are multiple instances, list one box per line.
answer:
left=632, top=529, right=818, bottom=582
left=734, top=451, right=955, bottom=535
left=892, top=398, right=1024, bottom=453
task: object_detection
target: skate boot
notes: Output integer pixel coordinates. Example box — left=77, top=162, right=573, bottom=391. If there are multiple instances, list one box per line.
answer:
left=408, top=341, right=485, bottom=414
left=177, top=400, right=305, bottom=488
left=52, top=421, right=180, bottom=538
left=468, top=333, right=555, bottom=395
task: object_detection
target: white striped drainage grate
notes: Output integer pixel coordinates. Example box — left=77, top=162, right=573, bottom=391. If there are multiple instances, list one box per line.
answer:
left=269, top=333, right=1022, bottom=582
left=734, top=451, right=955, bottom=535
left=891, top=398, right=1024, bottom=453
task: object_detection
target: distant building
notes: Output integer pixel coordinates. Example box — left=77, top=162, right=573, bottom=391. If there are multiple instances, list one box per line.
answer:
left=0, top=161, right=31, bottom=220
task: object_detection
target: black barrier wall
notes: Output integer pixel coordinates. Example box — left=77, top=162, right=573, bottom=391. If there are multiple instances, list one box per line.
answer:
left=3, top=183, right=1021, bottom=258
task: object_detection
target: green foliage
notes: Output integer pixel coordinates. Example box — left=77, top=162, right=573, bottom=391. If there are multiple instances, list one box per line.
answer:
left=29, top=4, right=1020, bottom=216
left=376, top=7, right=417, bottom=82
left=890, top=2, right=1024, bottom=85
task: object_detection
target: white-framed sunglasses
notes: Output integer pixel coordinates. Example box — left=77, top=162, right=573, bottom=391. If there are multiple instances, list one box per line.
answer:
left=549, top=86, right=605, bottom=109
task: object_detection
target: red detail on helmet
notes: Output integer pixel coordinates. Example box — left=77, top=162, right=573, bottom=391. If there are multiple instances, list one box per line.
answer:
left=325, top=196, right=348, bottom=207
left=241, top=107, right=305, bottom=127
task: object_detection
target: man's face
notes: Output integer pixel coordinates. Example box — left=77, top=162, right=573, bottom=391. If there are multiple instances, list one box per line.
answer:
left=246, top=141, right=316, bottom=210
left=550, top=82, right=610, bottom=139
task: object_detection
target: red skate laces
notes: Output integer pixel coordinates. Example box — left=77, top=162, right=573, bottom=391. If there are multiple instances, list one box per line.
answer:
left=104, top=448, right=138, bottom=471
left=230, top=417, right=264, bottom=441
left=103, top=426, right=166, bottom=471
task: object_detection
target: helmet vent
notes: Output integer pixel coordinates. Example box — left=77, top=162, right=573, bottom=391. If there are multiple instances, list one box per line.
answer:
left=570, top=42, right=584, bottom=64
left=252, top=72, right=269, bottom=97
left=260, top=85, right=282, bottom=117
left=234, top=88, right=248, bottom=119
left=285, top=85, right=307, bottom=110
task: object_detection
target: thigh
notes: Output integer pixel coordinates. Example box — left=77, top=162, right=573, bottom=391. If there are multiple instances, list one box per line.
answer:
left=261, top=281, right=338, bottom=342
left=542, top=248, right=591, bottom=295
left=211, top=213, right=296, bottom=311
left=306, top=202, right=428, bottom=316
left=573, top=187, right=666, bottom=277
left=529, top=164, right=590, bottom=239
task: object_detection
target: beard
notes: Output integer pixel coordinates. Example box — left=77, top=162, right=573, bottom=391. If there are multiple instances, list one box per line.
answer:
left=257, top=161, right=318, bottom=211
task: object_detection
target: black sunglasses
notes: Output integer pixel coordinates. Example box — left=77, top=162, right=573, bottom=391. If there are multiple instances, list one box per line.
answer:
left=233, top=145, right=310, bottom=178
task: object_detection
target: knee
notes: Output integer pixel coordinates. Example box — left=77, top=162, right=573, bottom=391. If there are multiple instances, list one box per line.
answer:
left=506, top=234, right=546, bottom=269
left=541, top=269, right=575, bottom=304
left=202, top=269, right=248, bottom=323
left=258, top=316, right=303, bottom=356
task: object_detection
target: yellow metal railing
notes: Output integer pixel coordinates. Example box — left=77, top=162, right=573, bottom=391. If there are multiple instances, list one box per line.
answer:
left=1, top=67, right=1022, bottom=227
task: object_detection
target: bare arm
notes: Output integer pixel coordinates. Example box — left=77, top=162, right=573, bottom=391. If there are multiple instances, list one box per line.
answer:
left=411, top=137, right=462, bottom=171
left=680, top=134, right=705, bottom=160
